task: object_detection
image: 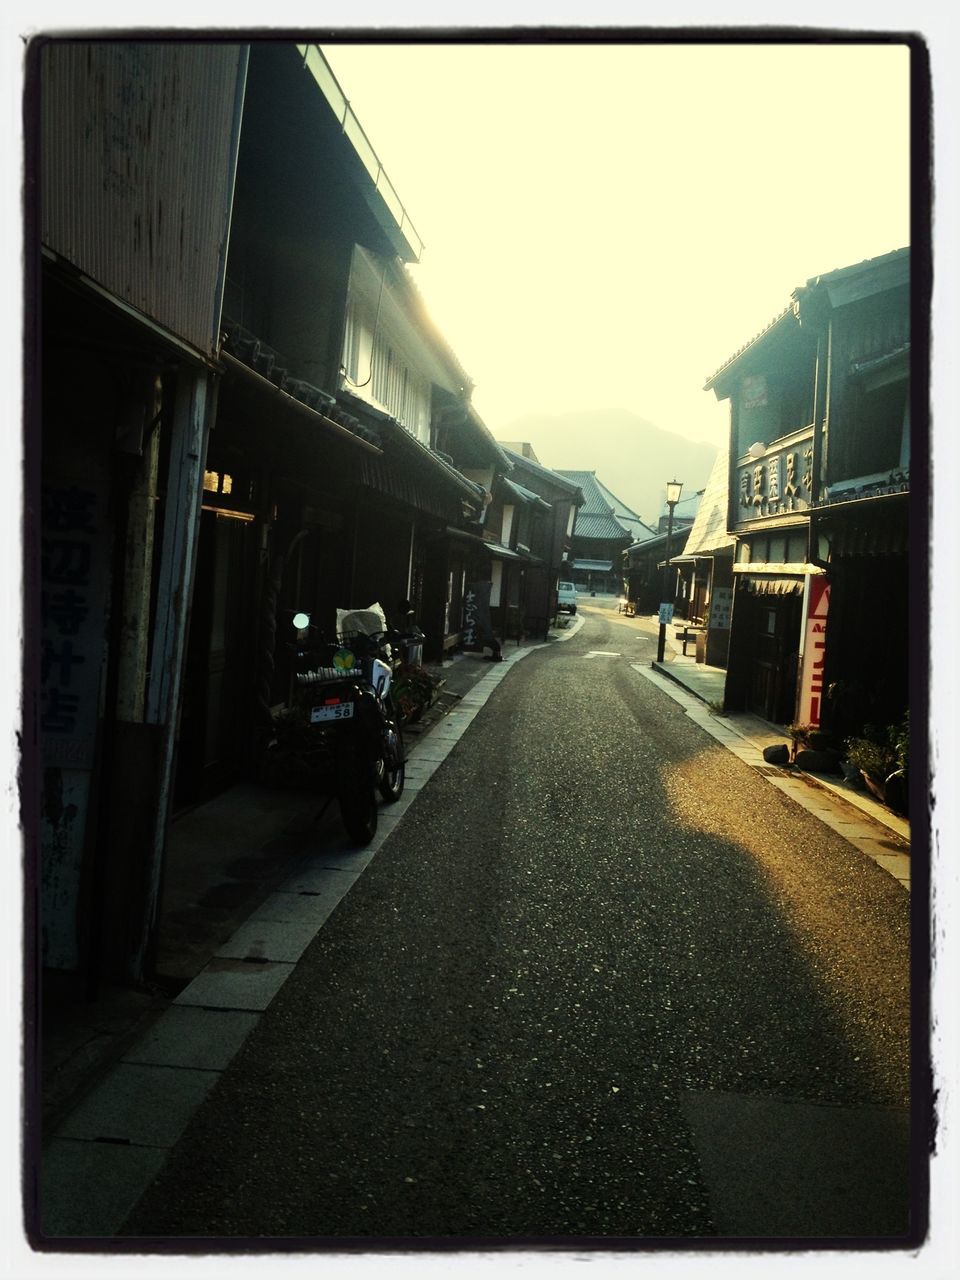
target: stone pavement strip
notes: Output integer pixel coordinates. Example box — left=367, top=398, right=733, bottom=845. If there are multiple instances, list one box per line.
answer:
left=37, top=617, right=908, bottom=1240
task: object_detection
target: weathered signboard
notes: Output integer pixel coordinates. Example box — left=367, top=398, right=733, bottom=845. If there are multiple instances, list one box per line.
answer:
left=463, top=581, right=492, bottom=650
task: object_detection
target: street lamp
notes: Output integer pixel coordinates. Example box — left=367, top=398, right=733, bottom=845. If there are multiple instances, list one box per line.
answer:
left=656, top=479, right=683, bottom=663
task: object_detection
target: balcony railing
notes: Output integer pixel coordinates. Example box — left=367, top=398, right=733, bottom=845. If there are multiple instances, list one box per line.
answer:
left=299, top=45, right=424, bottom=263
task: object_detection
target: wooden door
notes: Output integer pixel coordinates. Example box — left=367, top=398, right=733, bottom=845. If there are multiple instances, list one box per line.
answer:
left=748, top=596, right=802, bottom=724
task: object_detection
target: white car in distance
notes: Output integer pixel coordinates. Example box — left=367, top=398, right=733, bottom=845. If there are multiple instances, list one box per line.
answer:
left=557, top=581, right=578, bottom=615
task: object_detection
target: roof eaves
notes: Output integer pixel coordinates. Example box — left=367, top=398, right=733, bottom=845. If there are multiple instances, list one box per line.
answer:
left=339, top=391, right=485, bottom=502
left=799, top=245, right=910, bottom=291
left=704, top=304, right=797, bottom=392
left=502, top=476, right=551, bottom=511
left=502, top=448, right=584, bottom=496
left=465, top=404, right=514, bottom=471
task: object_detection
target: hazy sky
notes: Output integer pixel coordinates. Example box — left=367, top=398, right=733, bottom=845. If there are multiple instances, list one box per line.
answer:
left=323, top=40, right=912, bottom=447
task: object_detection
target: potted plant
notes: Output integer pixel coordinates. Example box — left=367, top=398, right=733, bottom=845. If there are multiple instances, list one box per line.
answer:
left=391, top=663, right=443, bottom=726
left=844, top=713, right=908, bottom=813
left=786, top=722, right=814, bottom=763
left=884, top=712, right=909, bottom=816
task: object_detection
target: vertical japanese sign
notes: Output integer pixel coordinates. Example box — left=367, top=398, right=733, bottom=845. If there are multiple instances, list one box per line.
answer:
left=463, top=581, right=492, bottom=650
left=708, top=587, right=733, bottom=630
left=41, top=484, right=108, bottom=768
left=798, top=576, right=830, bottom=728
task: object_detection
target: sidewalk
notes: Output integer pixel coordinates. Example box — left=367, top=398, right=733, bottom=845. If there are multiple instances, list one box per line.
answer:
left=36, top=627, right=565, bottom=1238
left=644, top=646, right=910, bottom=889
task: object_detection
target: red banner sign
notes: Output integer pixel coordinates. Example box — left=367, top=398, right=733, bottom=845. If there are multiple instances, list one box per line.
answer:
left=798, top=576, right=830, bottom=727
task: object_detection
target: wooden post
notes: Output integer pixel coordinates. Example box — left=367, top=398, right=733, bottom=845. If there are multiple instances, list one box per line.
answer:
left=116, top=377, right=162, bottom=722
left=130, top=367, right=216, bottom=980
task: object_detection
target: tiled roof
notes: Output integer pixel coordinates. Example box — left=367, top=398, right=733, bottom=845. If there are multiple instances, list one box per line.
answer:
left=574, top=511, right=634, bottom=542
left=502, top=448, right=584, bottom=499
left=557, top=470, right=611, bottom=515
left=572, top=558, right=613, bottom=571
left=556, top=470, right=650, bottom=541
left=800, top=244, right=909, bottom=289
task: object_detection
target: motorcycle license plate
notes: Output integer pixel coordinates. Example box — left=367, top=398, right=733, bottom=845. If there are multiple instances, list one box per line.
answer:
left=311, top=702, right=354, bottom=723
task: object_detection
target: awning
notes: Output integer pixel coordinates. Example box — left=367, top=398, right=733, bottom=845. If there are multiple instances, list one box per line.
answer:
left=815, top=502, right=909, bottom=557
left=339, top=393, right=486, bottom=506
left=572, top=558, right=613, bottom=572
left=444, top=527, right=535, bottom=563
left=489, top=544, right=532, bottom=563
left=220, top=352, right=382, bottom=455
left=739, top=575, right=805, bottom=596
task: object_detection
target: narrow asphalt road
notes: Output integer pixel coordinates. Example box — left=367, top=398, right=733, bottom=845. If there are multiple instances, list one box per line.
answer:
left=120, top=605, right=912, bottom=1244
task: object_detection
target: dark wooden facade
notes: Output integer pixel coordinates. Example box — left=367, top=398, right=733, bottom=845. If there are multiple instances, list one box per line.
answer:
left=706, top=248, right=914, bottom=737
left=33, top=41, right=522, bottom=986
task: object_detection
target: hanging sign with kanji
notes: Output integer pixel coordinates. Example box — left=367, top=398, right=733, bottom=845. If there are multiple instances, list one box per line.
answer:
left=40, top=484, right=109, bottom=768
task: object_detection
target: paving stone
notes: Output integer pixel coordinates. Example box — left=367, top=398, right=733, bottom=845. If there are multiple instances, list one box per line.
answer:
left=174, top=958, right=294, bottom=1011
left=40, top=1138, right=169, bottom=1238
left=215, top=916, right=324, bottom=963
left=251, top=879, right=358, bottom=924
left=122, top=1006, right=260, bottom=1071
left=867, top=854, right=911, bottom=882
left=407, top=742, right=455, bottom=762
left=56, top=1061, right=220, bottom=1147
left=374, top=804, right=410, bottom=827
left=313, top=846, right=379, bottom=874
left=398, top=775, right=429, bottom=792
left=424, top=724, right=468, bottom=740
left=830, top=823, right=883, bottom=840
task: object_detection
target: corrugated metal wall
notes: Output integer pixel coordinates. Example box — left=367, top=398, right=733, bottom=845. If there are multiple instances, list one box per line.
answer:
left=41, top=40, right=246, bottom=355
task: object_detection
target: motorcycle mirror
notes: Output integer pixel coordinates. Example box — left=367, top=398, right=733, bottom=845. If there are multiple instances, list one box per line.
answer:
left=292, top=611, right=311, bottom=631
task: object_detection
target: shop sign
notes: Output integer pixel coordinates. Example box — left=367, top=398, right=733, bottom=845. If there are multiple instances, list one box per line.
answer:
left=739, top=441, right=813, bottom=518
left=463, top=581, right=492, bottom=650
left=41, top=484, right=109, bottom=768
left=797, top=576, right=830, bottom=727
left=708, top=587, right=733, bottom=630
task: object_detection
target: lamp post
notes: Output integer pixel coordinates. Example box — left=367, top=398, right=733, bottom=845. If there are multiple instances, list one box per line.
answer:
left=656, top=479, right=683, bottom=663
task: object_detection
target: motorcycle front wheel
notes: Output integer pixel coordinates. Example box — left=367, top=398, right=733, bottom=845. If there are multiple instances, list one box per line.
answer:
left=335, top=738, right=378, bottom=846
left=377, top=720, right=405, bottom=803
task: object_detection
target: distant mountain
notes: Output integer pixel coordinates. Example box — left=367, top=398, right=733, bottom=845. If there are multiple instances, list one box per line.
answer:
left=495, top=409, right=720, bottom=527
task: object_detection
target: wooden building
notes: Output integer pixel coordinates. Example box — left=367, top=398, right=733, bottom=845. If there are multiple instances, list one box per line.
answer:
left=500, top=447, right=584, bottom=635
left=31, top=40, right=520, bottom=985
left=669, top=452, right=736, bottom=667
left=34, top=41, right=248, bottom=980
left=555, top=470, right=651, bottom=595
left=705, top=247, right=914, bottom=737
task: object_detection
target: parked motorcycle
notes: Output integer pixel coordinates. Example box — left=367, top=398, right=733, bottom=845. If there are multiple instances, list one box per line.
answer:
left=277, top=608, right=406, bottom=846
